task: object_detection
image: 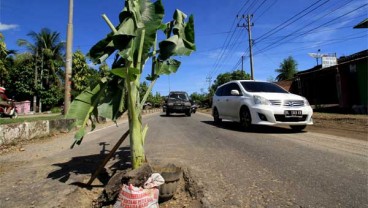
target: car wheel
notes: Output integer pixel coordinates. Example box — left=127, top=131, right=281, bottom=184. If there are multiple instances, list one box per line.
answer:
left=186, top=110, right=191, bottom=117
left=213, top=108, right=222, bottom=125
left=290, top=125, right=306, bottom=132
left=240, top=107, right=252, bottom=131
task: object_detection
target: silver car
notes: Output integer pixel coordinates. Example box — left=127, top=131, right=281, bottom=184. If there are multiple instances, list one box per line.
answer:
left=212, top=80, right=313, bottom=131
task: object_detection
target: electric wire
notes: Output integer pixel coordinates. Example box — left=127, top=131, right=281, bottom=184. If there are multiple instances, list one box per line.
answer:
left=256, top=0, right=329, bottom=44
left=207, top=0, right=270, bottom=82
left=254, top=2, right=368, bottom=55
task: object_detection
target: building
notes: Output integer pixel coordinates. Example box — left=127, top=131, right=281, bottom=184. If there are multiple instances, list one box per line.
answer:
left=291, top=50, right=367, bottom=114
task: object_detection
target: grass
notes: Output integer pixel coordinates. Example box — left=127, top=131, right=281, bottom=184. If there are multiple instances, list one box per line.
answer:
left=0, top=114, right=64, bottom=125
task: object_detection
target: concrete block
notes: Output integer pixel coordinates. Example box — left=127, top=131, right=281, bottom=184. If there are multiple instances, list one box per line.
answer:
left=0, top=123, right=28, bottom=145
left=27, top=120, right=49, bottom=140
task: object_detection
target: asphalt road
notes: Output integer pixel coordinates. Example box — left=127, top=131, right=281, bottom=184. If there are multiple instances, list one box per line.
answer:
left=0, top=111, right=367, bottom=207
left=144, top=112, right=367, bottom=207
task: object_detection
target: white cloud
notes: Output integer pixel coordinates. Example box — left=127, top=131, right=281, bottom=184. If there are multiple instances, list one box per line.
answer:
left=0, top=23, right=19, bottom=31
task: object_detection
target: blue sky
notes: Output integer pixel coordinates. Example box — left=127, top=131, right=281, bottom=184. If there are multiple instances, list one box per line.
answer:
left=1, top=0, right=367, bottom=95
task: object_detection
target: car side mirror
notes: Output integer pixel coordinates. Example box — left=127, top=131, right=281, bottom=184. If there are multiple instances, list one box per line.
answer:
left=231, top=89, right=240, bottom=96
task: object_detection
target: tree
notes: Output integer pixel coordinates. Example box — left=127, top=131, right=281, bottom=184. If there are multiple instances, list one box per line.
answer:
left=66, top=0, right=195, bottom=169
left=17, top=28, right=65, bottom=110
left=6, top=53, right=34, bottom=101
left=0, top=33, right=8, bottom=86
left=71, top=50, right=99, bottom=98
left=0, top=33, right=15, bottom=87
left=98, top=61, right=110, bottom=77
left=210, top=70, right=250, bottom=95
left=149, top=92, right=162, bottom=107
left=190, top=92, right=207, bottom=106
left=275, top=56, right=298, bottom=81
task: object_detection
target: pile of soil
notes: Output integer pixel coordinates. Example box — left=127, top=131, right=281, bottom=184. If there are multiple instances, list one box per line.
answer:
left=306, top=112, right=367, bottom=140
left=91, top=164, right=203, bottom=208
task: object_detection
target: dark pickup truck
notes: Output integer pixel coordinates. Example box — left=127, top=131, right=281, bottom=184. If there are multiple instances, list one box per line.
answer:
left=164, top=91, right=192, bottom=116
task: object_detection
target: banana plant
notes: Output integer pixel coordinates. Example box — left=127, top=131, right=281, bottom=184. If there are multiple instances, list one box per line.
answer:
left=66, top=0, right=195, bottom=169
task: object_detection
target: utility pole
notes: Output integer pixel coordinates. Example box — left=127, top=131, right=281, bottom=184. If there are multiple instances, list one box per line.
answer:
left=39, top=49, right=43, bottom=113
left=241, top=55, right=244, bottom=73
left=33, top=52, right=38, bottom=113
left=206, top=76, right=212, bottom=92
left=64, top=0, right=73, bottom=115
left=237, top=14, right=254, bottom=80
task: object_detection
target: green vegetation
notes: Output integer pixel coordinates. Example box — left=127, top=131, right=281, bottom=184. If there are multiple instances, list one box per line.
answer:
left=0, top=115, right=63, bottom=125
left=275, top=56, right=298, bottom=81
left=210, top=70, right=250, bottom=96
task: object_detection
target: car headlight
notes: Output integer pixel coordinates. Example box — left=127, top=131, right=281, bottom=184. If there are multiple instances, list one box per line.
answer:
left=303, top=97, right=310, bottom=106
left=253, top=95, right=270, bottom=105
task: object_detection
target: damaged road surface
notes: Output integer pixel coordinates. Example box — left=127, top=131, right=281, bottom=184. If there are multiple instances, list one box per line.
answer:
left=0, top=112, right=367, bottom=207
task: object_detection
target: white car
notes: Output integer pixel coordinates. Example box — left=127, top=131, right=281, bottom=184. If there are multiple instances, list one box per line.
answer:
left=212, top=80, right=313, bottom=131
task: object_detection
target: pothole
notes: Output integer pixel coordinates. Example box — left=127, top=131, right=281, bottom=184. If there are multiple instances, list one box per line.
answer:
left=92, top=163, right=203, bottom=208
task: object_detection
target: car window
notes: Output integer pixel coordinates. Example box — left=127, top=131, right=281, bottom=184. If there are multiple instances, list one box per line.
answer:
left=222, top=83, right=241, bottom=96
left=215, top=86, right=224, bottom=96
left=229, top=83, right=241, bottom=95
left=241, top=82, right=288, bottom=93
left=169, top=93, right=189, bottom=101
left=222, top=84, right=231, bottom=96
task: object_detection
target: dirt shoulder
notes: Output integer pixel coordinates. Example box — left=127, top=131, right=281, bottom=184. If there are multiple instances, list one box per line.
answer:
left=198, top=108, right=368, bottom=141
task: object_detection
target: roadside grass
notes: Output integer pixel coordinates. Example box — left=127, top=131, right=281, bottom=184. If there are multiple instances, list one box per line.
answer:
left=0, top=115, right=64, bottom=125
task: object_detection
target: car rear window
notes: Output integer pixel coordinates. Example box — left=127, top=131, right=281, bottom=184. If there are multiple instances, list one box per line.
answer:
left=240, top=82, right=288, bottom=93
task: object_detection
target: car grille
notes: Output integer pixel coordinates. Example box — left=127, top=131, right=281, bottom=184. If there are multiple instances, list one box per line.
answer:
left=274, top=115, right=308, bottom=122
left=269, top=100, right=282, bottom=105
left=283, top=100, right=304, bottom=107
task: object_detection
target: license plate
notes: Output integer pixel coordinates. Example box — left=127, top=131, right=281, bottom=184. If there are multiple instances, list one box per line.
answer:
left=284, top=110, right=302, bottom=117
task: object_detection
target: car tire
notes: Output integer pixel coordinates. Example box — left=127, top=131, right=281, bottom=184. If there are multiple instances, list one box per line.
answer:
left=290, top=125, right=306, bottom=132
left=240, top=106, right=252, bottom=131
left=213, top=108, right=222, bottom=125
left=186, top=110, right=191, bottom=117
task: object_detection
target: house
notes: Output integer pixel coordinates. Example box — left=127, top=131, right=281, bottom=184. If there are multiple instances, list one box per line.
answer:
left=290, top=50, right=368, bottom=114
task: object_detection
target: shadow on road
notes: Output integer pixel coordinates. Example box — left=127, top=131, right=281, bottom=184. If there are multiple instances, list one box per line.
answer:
left=160, top=114, right=187, bottom=117
left=47, top=145, right=132, bottom=188
left=201, top=120, right=307, bottom=134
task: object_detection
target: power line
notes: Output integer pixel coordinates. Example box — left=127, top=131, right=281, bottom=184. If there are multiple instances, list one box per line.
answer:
left=256, top=0, right=329, bottom=44
left=255, top=2, right=368, bottom=55
left=253, top=0, right=278, bottom=22
left=207, top=0, right=263, bottom=83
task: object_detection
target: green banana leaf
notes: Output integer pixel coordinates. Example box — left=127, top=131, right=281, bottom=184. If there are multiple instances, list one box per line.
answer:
left=158, top=10, right=195, bottom=61
left=66, top=79, right=108, bottom=147
left=156, top=59, right=181, bottom=75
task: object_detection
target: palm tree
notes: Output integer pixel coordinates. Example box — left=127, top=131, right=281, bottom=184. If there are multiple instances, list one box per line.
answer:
left=0, top=33, right=16, bottom=86
left=17, top=28, right=65, bottom=86
left=275, top=56, right=298, bottom=81
left=17, top=28, right=65, bottom=110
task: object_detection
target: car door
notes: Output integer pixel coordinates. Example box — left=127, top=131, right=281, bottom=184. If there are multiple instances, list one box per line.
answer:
left=213, top=85, right=226, bottom=117
left=226, top=83, right=243, bottom=118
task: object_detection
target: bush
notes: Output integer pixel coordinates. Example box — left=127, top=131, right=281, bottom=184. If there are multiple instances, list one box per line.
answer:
left=50, top=107, right=62, bottom=113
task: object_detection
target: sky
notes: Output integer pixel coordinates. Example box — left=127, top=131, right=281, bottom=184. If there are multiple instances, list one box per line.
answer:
left=1, top=0, right=367, bottom=96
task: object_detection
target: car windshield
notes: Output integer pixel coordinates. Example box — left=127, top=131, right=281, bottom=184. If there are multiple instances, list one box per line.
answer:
left=240, top=81, right=288, bottom=93
left=169, top=93, right=189, bottom=101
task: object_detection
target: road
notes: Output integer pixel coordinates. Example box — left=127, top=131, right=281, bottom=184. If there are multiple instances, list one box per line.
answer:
left=0, top=111, right=367, bottom=207
left=145, top=112, right=368, bottom=207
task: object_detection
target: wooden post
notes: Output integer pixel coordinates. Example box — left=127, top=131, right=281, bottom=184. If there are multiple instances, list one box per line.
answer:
left=87, top=130, right=129, bottom=186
